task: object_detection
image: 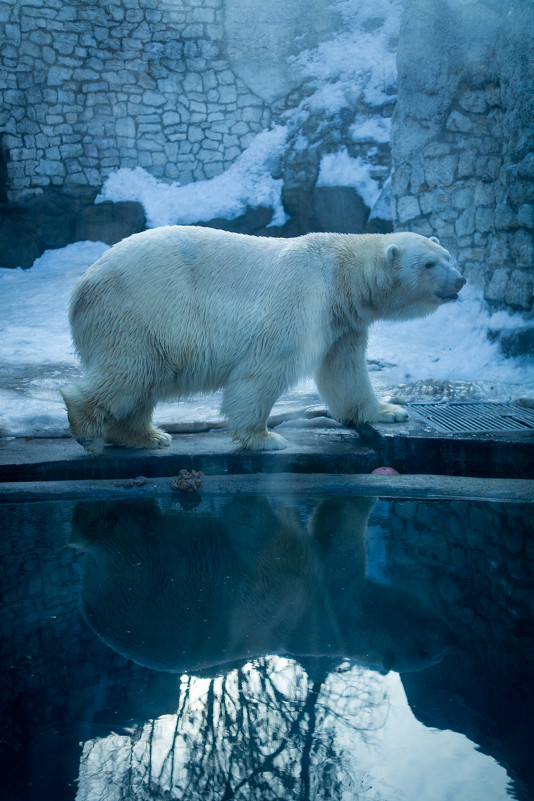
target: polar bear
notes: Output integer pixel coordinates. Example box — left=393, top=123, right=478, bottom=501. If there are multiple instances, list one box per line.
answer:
left=61, top=227, right=465, bottom=454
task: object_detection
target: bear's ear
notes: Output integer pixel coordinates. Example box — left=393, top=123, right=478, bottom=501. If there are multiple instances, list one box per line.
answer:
left=386, top=244, right=400, bottom=267
left=429, top=236, right=440, bottom=244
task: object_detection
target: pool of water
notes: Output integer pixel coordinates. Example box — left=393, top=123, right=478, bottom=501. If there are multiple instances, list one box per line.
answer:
left=1, top=490, right=532, bottom=801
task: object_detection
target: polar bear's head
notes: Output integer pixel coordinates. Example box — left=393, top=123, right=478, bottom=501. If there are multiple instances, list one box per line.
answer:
left=382, top=232, right=466, bottom=320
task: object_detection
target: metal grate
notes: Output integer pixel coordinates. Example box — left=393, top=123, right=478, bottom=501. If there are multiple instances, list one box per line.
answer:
left=407, top=402, right=534, bottom=434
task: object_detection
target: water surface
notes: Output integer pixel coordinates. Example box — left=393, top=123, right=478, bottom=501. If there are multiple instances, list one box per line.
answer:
left=1, top=492, right=532, bottom=800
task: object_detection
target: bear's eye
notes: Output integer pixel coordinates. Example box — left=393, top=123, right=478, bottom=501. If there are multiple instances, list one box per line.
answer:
left=424, top=261, right=435, bottom=269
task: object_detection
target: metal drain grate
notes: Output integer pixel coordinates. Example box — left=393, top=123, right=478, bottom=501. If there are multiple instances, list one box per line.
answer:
left=408, top=402, right=534, bottom=434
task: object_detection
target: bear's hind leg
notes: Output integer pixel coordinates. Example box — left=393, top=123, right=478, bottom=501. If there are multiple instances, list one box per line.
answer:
left=104, top=407, right=172, bottom=450
left=222, top=374, right=288, bottom=451
left=60, top=382, right=107, bottom=455
left=61, top=376, right=172, bottom=454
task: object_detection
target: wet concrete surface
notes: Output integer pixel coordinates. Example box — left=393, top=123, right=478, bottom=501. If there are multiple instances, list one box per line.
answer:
left=0, top=421, right=532, bottom=503
left=0, top=425, right=378, bottom=483
left=358, top=408, right=534, bottom=480
left=1, top=472, right=532, bottom=504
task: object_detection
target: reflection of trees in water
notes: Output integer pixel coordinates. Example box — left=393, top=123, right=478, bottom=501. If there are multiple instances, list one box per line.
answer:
left=78, top=656, right=388, bottom=801
left=73, top=494, right=453, bottom=800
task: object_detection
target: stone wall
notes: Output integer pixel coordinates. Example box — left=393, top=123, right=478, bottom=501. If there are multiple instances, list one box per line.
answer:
left=391, top=0, right=534, bottom=318
left=1, top=0, right=389, bottom=202
left=0, top=0, right=397, bottom=267
left=0, top=500, right=179, bottom=800
left=3, top=0, right=532, bottom=324
left=1, top=0, right=273, bottom=196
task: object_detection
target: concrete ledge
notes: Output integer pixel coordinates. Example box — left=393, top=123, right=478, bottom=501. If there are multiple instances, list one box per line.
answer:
left=2, top=408, right=533, bottom=486
left=1, top=473, right=532, bottom=504
left=0, top=427, right=378, bottom=483
left=359, top=415, right=534, bottom=479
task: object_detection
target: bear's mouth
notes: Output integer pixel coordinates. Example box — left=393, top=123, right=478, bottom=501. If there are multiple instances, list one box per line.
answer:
left=436, top=292, right=459, bottom=302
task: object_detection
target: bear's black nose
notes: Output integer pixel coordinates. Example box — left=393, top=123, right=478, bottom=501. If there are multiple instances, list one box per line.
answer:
left=455, top=275, right=466, bottom=291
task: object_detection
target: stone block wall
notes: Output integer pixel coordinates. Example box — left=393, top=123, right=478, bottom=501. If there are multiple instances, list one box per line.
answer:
left=1, top=0, right=272, bottom=197
left=391, top=0, right=534, bottom=318
left=3, top=0, right=532, bottom=322
left=1, top=0, right=396, bottom=267
left=0, top=499, right=180, bottom=799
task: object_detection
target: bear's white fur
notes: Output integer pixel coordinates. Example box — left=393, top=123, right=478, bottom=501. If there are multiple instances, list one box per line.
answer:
left=61, top=226, right=465, bottom=454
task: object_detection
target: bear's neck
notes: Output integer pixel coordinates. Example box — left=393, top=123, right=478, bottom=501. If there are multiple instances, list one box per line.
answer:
left=329, top=235, right=396, bottom=329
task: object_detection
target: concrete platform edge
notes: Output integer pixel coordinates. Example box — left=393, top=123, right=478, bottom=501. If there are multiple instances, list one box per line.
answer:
left=1, top=473, right=532, bottom=504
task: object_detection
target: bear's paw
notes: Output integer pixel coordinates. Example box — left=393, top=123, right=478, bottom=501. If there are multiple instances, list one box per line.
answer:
left=234, top=430, right=288, bottom=451
left=147, top=428, right=173, bottom=449
left=76, top=437, right=105, bottom=456
left=368, top=402, right=409, bottom=424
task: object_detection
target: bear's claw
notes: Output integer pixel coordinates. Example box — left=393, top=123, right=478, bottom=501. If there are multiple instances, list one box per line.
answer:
left=234, top=430, right=288, bottom=450
left=150, top=430, right=172, bottom=448
left=374, top=403, right=409, bottom=423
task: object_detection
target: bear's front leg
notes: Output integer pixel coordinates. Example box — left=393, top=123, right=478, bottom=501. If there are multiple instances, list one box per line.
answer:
left=222, top=372, right=288, bottom=450
left=316, top=330, right=408, bottom=427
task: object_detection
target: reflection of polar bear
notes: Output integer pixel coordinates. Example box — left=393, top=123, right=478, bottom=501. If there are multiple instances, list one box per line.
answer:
left=61, top=227, right=465, bottom=454
left=70, top=496, right=454, bottom=675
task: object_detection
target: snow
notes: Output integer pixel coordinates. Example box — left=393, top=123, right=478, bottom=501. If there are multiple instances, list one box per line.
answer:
left=370, top=284, right=533, bottom=388
left=0, top=241, right=109, bottom=367
left=96, top=126, right=290, bottom=229
left=0, top=240, right=532, bottom=439
left=291, top=0, right=402, bottom=113
left=351, top=116, right=392, bottom=143
left=317, top=147, right=382, bottom=208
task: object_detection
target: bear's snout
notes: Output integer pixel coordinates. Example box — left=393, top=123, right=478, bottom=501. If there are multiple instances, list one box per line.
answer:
left=436, top=266, right=466, bottom=302
left=453, top=273, right=467, bottom=292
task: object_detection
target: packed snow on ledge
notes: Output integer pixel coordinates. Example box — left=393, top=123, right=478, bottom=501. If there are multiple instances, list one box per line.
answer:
left=96, top=126, right=290, bottom=229
left=0, top=239, right=532, bottom=439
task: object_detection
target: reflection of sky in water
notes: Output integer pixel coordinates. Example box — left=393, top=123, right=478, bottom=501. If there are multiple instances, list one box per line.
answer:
left=363, top=672, right=509, bottom=801
left=2, top=494, right=530, bottom=800
left=68, top=495, right=526, bottom=801
left=76, top=659, right=509, bottom=801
